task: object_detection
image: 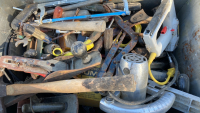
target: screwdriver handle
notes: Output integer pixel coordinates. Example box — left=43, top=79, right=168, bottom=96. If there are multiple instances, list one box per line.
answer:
left=23, top=24, right=51, bottom=43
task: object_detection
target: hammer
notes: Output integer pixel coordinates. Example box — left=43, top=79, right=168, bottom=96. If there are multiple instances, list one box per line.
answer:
left=0, top=74, right=135, bottom=112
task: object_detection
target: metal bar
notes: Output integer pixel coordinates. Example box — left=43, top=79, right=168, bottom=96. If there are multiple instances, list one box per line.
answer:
left=13, top=7, right=23, bottom=11
left=42, top=11, right=127, bottom=23
left=106, top=16, right=138, bottom=77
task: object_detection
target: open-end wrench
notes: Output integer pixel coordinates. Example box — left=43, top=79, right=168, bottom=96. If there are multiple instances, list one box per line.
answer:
left=15, top=37, right=30, bottom=47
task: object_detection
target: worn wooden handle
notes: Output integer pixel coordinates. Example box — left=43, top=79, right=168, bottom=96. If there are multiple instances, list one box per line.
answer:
left=6, top=75, right=136, bottom=96
left=37, top=21, right=106, bottom=32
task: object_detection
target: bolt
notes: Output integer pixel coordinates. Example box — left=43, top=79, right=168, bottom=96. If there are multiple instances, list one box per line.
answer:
left=106, top=96, right=113, bottom=101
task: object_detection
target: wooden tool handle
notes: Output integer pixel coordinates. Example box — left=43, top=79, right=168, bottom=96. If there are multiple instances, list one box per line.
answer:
left=89, top=31, right=102, bottom=42
left=6, top=75, right=136, bottom=96
left=104, top=28, right=113, bottom=55
left=37, top=21, right=106, bottom=32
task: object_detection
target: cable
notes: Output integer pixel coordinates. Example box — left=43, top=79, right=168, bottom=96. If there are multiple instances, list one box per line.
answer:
left=108, top=53, right=178, bottom=105
left=149, top=53, right=175, bottom=85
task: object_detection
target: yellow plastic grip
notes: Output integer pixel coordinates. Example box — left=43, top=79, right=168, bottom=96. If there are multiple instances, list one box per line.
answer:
left=135, top=24, right=142, bottom=33
left=148, top=53, right=175, bottom=85
left=84, top=39, right=94, bottom=51
left=63, top=52, right=73, bottom=56
left=167, top=68, right=175, bottom=77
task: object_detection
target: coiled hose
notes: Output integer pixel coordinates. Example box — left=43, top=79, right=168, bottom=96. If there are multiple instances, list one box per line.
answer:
left=108, top=53, right=178, bottom=105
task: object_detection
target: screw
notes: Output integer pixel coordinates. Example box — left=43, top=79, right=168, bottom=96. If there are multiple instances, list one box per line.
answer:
left=150, top=32, right=153, bottom=36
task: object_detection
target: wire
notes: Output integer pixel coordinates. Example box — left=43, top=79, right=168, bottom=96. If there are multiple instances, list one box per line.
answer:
left=108, top=53, right=178, bottom=105
left=149, top=53, right=175, bottom=85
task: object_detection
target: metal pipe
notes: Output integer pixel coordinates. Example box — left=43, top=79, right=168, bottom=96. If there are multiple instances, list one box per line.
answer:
left=22, top=102, right=67, bottom=113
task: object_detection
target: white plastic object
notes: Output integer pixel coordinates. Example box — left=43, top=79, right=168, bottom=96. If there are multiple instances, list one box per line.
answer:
left=148, top=80, right=200, bottom=113
left=100, top=89, right=175, bottom=113
left=143, top=0, right=179, bottom=57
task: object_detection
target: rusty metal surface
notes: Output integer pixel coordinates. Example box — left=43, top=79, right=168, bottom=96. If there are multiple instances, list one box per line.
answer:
left=175, top=0, right=200, bottom=97
left=106, top=15, right=138, bottom=77
left=82, top=74, right=136, bottom=92
left=96, top=31, right=125, bottom=78
left=0, top=56, right=68, bottom=77
left=97, top=5, right=138, bottom=78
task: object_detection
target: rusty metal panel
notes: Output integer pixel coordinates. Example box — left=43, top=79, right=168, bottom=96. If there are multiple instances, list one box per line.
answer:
left=175, top=0, right=200, bottom=97
left=0, top=56, right=68, bottom=77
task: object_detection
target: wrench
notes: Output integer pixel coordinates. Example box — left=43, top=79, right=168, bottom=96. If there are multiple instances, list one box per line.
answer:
left=15, top=37, right=30, bottom=47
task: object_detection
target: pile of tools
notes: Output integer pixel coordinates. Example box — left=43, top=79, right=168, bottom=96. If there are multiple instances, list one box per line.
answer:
left=0, top=0, right=191, bottom=113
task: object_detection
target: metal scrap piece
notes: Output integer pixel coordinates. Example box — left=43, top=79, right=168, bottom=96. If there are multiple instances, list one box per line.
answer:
left=0, top=56, right=68, bottom=77
left=44, top=51, right=102, bottom=82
